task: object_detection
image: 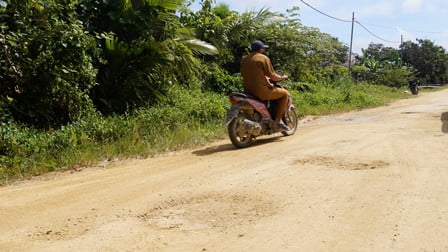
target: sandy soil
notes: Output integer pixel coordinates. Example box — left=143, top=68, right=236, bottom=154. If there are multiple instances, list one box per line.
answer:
left=1, top=88, right=448, bottom=252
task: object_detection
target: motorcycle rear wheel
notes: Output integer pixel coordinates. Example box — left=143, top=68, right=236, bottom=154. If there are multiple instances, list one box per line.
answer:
left=281, top=108, right=298, bottom=136
left=228, top=114, right=254, bottom=148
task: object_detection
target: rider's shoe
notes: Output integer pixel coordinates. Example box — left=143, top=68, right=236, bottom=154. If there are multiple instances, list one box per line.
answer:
left=277, top=122, right=289, bottom=131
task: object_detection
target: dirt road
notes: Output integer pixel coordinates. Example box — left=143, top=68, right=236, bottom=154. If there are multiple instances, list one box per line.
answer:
left=1, top=89, right=448, bottom=252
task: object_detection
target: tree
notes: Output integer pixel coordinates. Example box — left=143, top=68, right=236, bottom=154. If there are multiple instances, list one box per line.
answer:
left=179, top=0, right=272, bottom=74
left=353, top=44, right=411, bottom=87
left=256, top=7, right=348, bottom=82
left=400, top=39, right=448, bottom=84
left=178, top=0, right=274, bottom=94
left=360, top=43, right=401, bottom=65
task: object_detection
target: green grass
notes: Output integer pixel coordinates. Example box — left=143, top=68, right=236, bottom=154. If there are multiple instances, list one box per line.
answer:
left=420, top=84, right=448, bottom=93
left=289, top=80, right=409, bottom=117
left=0, top=82, right=418, bottom=185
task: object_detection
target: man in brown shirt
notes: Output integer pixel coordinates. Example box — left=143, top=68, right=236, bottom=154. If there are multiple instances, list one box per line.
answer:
left=240, top=40, right=290, bottom=129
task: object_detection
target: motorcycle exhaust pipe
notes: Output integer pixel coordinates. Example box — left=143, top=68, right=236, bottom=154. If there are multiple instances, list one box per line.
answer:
left=243, top=119, right=262, bottom=135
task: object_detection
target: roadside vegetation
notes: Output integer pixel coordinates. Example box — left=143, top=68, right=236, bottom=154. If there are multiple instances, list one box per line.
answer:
left=1, top=0, right=447, bottom=185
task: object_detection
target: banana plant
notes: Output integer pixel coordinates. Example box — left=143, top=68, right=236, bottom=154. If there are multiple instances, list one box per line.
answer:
left=363, top=56, right=381, bottom=73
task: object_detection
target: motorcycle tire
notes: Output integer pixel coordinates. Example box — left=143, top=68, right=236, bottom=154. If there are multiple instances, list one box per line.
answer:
left=281, top=108, right=299, bottom=136
left=228, top=113, right=254, bottom=148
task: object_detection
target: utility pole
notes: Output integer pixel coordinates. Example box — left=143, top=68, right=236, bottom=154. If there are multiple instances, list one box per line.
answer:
left=399, top=34, right=404, bottom=60
left=348, top=12, right=355, bottom=73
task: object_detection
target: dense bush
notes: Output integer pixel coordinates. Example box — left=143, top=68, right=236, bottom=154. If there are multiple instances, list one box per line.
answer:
left=0, top=85, right=228, bottom=183
left=200, top=63, right=242, bottom=94
left=0, top=99, right=12, bottom=124
left=375, top=67, right=412, bottom=88
left=77, top=0, right=213, bottom=115
left=0, top=0, right=98, bottom=128
left=351, top=63, right=412, bottom=88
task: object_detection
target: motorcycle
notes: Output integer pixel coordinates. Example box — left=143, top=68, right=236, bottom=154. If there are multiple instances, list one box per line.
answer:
left=224, top=83, right=298, bottom=148
left=409, top=79, right=419, bottom=95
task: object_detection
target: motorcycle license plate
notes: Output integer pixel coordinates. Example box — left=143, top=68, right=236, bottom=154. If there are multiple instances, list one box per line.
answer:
left=224, top=106, right=240, bottom=126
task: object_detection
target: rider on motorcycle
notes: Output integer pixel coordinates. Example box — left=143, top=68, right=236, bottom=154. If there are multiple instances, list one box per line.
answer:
left=240, top=40, right=290, bottom=130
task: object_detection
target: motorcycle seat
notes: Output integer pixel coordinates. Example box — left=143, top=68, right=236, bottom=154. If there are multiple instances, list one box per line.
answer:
left=229, top=92, right=262, bottom=101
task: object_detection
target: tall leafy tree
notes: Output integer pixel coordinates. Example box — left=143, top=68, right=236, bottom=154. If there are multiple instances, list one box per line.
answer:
left=352, top=44, right=412, bottom=87
left=180, top=0, right=271, bottom=73
left=256, top=7, right=348, bottom=82
left=360, top=43, right=401, bottom=65
left=178, top=0, right=273, bottom=94
left=223, top=8, right=272, bottom=73
left=400, top=39, right=448, bottom=84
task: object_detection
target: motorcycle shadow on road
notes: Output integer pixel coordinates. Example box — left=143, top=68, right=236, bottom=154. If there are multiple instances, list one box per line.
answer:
left=442, top=112, right=448, bottom=133
left=192, top=136, right=284, bottom=156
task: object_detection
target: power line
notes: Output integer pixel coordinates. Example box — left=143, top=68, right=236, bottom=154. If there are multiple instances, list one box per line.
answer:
left=357, top=22, right=397, bottom=31
left=300, top=0, right=398, bottom=44
left=299, top=0, right=442, bottom=43
left=359, top=21, right=444, bottom=35
left=299, top=0, right=351, bottom=23
left=355, top=20, right=401, bottom=44
left=300, top=0, right=400, bottom=43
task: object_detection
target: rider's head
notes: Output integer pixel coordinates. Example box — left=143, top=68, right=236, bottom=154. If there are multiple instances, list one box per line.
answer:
left=250, top=40, right=269, bottom=52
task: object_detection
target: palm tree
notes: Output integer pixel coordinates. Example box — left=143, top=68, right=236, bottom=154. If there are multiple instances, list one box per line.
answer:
left=83, top=0, right=217, bottom=113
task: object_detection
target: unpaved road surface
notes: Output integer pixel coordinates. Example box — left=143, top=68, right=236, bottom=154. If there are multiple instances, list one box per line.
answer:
left=1, top=89, right=448, bottom=252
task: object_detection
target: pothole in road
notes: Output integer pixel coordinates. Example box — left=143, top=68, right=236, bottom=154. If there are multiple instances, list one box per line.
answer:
left=24, top=215, right=95, bottom=241
left=401, top=111, right=422, bottom=114
left=294, top=156, right=389, bottom=171
left=138, top=192, right=276, bottom=232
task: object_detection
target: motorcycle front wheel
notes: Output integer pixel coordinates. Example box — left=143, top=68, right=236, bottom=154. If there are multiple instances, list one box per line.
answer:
left=228, top=114, right=254, bottom=148
left=281, top=108, right=299, bottom=136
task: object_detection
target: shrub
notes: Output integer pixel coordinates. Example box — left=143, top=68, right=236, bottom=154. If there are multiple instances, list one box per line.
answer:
left=0, top=99, right=12, bottom=124
left=200, top=63, right=242, bottom=94
left=375, top=67, right=412, bottom=88
left=0, top=84, right=229, bottom=184
left=0, top=0, right=98, bottom=128
left=351, top=63, right=412, bottom=88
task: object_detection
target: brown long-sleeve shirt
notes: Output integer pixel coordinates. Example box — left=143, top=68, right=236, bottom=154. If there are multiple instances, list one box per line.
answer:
left=240, top=52, right=276, bottom=100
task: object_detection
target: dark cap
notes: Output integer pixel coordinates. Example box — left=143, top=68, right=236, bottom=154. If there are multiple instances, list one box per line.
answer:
left=251, top=40, right=269, bottom=52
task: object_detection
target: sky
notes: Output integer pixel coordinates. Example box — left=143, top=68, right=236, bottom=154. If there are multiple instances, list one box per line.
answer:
left=190, top=0, right=448, bottom=54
